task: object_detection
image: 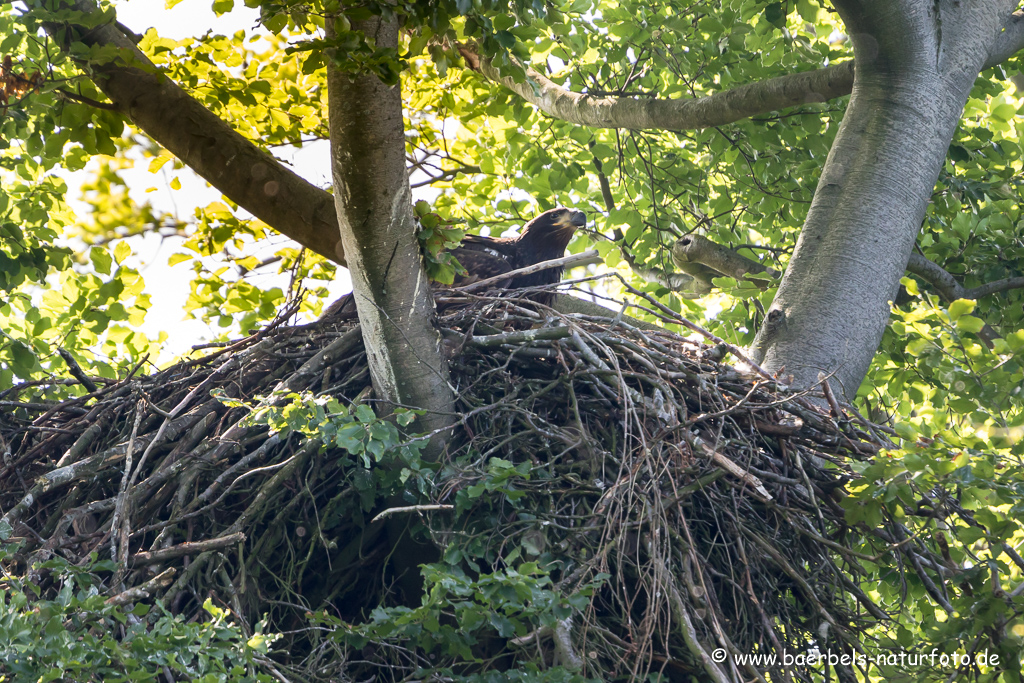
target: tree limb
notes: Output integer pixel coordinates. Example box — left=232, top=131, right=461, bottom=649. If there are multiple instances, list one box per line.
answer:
left=987, top=11, right=1024, bottom=66
left=325, top=10, right=454, bottom=444
left=905, top=253, right=965, bottom=301
left=905, top=253, right=1024, bottom=302
left=46, top=0, right=345, bottom=265
left=460, top=23, right=1024, bottom=134
left=459, top=44, right=855, bottom=131
left=968, top=275, right=1024, bottom=299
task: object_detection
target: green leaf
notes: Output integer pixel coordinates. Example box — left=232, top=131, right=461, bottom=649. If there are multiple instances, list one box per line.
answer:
left=796, top=0, right=818, bottom=21
left=900, top=276, right=919, bottom=296
left=991, top=103, right=1017, bottom=121
left=492, top=15, right=515, bottom=31
left=955, top=315, right=985, bottom=334
left=893, top=422, right=918, bottom=441
left=764, top=2, right=786, bottom=28
left=113, top=241, right=131, bottom=265
left=90, top=247, right=112, bottom=275
left=947, top=298, right=975, bottom=321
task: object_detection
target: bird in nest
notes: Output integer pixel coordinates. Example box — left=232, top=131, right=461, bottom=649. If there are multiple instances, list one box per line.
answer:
left=321, top=207, right=586, bottom=319
left=449, top=207, right=586, bottom=302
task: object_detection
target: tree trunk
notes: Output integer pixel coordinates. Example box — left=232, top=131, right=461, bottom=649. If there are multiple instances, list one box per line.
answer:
left=325, top=16, right=454, bottom=439
left=750, top=0, right=1011, bottom=399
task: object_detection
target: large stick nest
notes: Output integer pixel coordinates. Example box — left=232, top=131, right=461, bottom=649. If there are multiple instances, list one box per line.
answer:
left=1, top=289, right=902, bottom=681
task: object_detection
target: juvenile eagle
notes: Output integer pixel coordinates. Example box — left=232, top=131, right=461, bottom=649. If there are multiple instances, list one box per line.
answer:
left=321, top=207, right=585, bottom=318
left=451, top=207, right=586, bottom=302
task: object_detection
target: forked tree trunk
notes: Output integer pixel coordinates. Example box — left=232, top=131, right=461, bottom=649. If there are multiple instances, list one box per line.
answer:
left=751, top=0, right=1012, bottom=399
left=325, top=15, right=454, bottom=439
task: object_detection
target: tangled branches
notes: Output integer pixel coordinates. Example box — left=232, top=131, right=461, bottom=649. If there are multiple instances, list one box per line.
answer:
left=0, top=291, right=950, bottom=681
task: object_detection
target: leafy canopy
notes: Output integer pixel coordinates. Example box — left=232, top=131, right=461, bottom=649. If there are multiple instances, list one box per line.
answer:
left=1, top=0, right=1024, bottom=678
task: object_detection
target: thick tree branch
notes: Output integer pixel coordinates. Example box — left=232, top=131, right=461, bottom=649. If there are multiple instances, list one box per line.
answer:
left=905, top=252, right=1020, bottom=346
left=968, top=275, right=1024, bottom=299
left=460, top=20, right=1024, bottom=134
left=905, top=253, right=1024, bottom=302
left=987, top=11, right=1024, bottom=66
left=326, top=12, right=454, bottom=444
left=47, top=0, right=345, bottom=265
left=459, top=44, right=855, bottom=131
left=905, top=253, right=964, bottom=301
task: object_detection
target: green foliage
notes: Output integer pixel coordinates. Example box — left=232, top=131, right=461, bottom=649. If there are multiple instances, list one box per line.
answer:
left=240, top=390, right=427, bottom=468
left=415, top=199, right=467, bottom=284
left=0, top=550, right=279, bottom=682
left=211, top=389, right=433, bottom=513
left=332, top=561, right=600, bottom=660
left=851, top=290, right=1024, bottom=680
left=310, top=451, right=608, bottom=679
left=3, top=0, right=1024, bottom=678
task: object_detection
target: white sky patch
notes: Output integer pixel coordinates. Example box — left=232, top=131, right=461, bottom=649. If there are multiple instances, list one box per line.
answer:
left=43, top=0, right=356, bottom=361
left=114, top=0, right=260, bottom=41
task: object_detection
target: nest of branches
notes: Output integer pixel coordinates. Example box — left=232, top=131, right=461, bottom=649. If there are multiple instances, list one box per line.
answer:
left=1, top=285, right=910, bottom=681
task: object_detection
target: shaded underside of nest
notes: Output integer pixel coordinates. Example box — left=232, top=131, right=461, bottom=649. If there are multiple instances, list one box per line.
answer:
left=1, top=290, right=903, bottom=681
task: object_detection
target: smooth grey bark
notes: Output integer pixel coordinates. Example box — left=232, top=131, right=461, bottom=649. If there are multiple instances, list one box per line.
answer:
left=750, top=0, right=1019, bottom=398
left=460, top=16, right=1023, bottom=134
left=460, top=46, right=856, bottom=132
left=325, top=15, right=454, bottom=436
left=906, top=253, right=1024, bottom=302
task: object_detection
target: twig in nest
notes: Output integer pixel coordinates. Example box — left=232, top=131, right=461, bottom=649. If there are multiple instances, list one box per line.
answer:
left=129, top=532, right=246, bottom=567
left=105, top=568, right=176, bottom=606
left=57, top=347, right=98, bottom=393
left=372, top=504, right=455, bottom=523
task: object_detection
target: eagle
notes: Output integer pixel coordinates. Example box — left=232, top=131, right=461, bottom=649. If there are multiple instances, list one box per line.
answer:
left=450, top=207, right=587, bottom=303
left=321, top=207, right=585, bottom=318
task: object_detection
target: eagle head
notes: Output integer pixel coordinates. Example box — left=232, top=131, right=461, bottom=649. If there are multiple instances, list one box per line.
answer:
left=518, top=207, right=586, bottom=258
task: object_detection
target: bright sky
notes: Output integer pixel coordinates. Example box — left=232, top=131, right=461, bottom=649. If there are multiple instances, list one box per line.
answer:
left=68, top=0, right=348, bottom=359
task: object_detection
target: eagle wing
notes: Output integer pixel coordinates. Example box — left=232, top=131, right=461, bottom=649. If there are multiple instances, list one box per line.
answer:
left=459, top=234, right=520, bottom=257
left=450, top=244, right=515, bottom=287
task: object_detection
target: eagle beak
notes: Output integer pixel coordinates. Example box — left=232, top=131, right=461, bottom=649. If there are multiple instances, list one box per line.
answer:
left=569, top=210, right=586, bottom=227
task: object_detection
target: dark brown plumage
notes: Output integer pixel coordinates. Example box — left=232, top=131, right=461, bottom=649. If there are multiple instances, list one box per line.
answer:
left=451, top=207, right=586, bottom=299
left=320, top=207, right=585, bottom=319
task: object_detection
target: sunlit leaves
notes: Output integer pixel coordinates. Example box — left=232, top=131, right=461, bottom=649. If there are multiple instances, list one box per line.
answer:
left=0, top=553, right=279, bottom=681
left=0, top=0, right=1023, bottom=676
